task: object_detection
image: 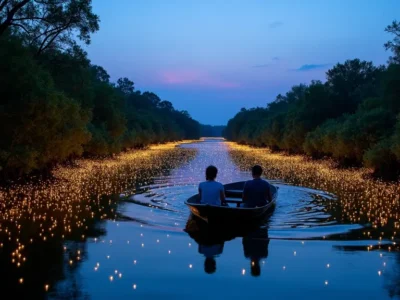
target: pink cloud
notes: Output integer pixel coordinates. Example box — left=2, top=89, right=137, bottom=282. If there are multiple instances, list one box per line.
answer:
left=161, top=70, right=199, bottom=84
left=159, top=70, right=240, bottom=89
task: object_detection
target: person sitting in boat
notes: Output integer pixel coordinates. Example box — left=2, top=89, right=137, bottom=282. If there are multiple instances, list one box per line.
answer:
left=242, top=165, right=272, bottom=208
left=198, top=165, right=226, bottom=206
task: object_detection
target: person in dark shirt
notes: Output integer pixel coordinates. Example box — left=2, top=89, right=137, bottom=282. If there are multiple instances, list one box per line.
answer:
left=242, top=165, right=272, bottom=208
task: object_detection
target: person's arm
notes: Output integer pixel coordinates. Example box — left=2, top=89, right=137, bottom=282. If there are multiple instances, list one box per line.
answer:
left=242, top=182, right=248, bottom=203
left=265, top=183, right=272, bottom=203
left=198, top=185, right=202, bottom=203
left=220, top=189, right=226, bottom=205
left=220, top=184, right=226, bottom=205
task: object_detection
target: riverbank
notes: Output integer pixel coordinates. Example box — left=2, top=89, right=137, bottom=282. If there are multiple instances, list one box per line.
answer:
left=227, top=142, right=400, bottom=240
left=0, top=141, right=197, bottom=297
left=1, top=138, right=399, bottom=299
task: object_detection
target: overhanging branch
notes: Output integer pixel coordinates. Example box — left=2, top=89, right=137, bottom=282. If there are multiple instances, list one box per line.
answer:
left=0, top=0, right=9, bottom=13
left=10, top=21, right=31, bottom=34
left=0, top=0, right=30, bottom=35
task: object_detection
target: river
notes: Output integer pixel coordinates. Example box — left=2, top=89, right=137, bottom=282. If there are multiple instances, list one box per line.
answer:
left=0, top=139, right=399, bottom=299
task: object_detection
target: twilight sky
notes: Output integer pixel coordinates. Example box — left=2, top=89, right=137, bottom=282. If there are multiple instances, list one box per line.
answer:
left=85, top=0, right=400, bottom=125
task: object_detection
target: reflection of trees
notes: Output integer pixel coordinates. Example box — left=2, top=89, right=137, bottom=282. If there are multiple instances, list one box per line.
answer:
left=333, top=243, right=400, bottom=298
left=0, top=146, right=197, bottom=299
left=0, top=228, right=101, bottom=299
left=322, top=225, right=398, bottom=242
left=0, top=238, right=62, bottom=299
left=0, top=195, right=113, bottom=299
left=384, top=254, right=400, bottom=298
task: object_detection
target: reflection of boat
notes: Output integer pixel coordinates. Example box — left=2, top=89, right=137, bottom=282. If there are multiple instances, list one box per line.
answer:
left=185, top=214, right=242, bottom=245
left=185, top=215, right=263, bottom=275
left=184, top=181, right=278, bottom=224
left=185, top=215, right=231, bottom=274
left=185, top=216, right=270, bottom=275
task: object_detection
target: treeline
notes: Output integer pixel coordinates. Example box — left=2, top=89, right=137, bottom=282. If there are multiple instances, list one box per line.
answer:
left=225, top=21, right=400, bottom=179
left=200, top=125, right=226, bottom=137
left=0, top=0, right=200, bottom=179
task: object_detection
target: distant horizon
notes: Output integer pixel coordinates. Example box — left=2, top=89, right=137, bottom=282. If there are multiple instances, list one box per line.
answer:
left=85, top=0, right=400, bottom=125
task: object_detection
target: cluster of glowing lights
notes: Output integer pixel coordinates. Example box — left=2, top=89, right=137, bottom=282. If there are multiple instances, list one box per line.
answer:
left=0, top=141, right=197, bottom=290
left=1, top=139, right=399, bottom=294
left=227, top=142, right=399, bottom=286
left=227, top=143, right=400, bottom=242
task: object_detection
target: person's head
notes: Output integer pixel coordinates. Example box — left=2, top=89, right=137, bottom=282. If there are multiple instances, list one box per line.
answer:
left=252, top=165, right=263, bottom=178
left=204, top=257, right=216, bottom=274
left=250, top=259, right=261, bottom=277
left=206, top=165, right=218, bottom=181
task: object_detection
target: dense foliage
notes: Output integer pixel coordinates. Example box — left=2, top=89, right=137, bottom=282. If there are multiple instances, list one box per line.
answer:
left=225, top=21, right=400, bottom=179
left=0, top=0, right=200, bottom=179
left=200, top=125, right=226, bottom=137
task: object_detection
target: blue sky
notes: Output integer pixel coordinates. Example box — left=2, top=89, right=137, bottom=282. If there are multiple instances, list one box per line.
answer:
left=85, top=0, right=400, bottom=125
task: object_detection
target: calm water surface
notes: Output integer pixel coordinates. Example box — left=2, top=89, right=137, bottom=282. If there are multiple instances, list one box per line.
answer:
left=1, top=139, right=399, bottom=299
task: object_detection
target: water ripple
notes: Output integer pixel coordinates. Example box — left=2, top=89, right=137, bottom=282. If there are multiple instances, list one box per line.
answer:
left=118, top=139, right=366, bottom=240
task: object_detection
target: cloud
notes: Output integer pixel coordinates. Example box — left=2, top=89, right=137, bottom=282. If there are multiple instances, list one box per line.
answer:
left=251, top=64, right=270, bottom=68
left=251, top=57, right=280, bottom=68
left=269, top=21, right=283, bottom=29
left=159, top=70, right=240, bottom=89
left=295, top=64, right=331, bottom=71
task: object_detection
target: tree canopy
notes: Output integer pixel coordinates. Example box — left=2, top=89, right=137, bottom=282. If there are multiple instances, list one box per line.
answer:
left=225, top=21, right=400, bottom=179
left=200, top=125, right=226, bottom=137
left=0, top=0, right=99, bottom=55
left=0, top=2, right=200, bottom=179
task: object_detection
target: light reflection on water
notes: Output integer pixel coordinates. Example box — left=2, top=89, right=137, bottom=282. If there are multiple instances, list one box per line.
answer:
left=121, top=139, right=362, bottom=239
left=0, top=139, right=399, bottom=299
left=94, top=138, right=400, bottom=299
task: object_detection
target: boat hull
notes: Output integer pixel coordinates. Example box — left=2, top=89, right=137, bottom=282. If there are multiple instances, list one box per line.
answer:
left=185, top=181, right=277, bottom=225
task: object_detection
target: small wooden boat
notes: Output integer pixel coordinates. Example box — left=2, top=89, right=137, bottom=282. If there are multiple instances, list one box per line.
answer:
left=185, top=181, right=278, bottom=224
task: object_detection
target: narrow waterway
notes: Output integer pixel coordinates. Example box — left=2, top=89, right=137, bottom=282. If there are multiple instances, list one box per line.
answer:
left=0, top=139, right=399, bottom=299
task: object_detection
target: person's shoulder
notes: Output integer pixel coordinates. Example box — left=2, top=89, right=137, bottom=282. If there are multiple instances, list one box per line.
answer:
left=199, top=181, right=207, bottom=187
left=211, top=181, right=224, bottom=189
left=261, top=179, right=271, bottom=186
left=243, top=180, right=252, bottom=190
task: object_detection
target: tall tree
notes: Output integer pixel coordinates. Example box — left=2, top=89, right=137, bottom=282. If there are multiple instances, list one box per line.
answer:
left=116, top=77, right=134, bottom=95
left=0, top=0, right=99, bottom=55
left=225, top=21, right=400, bottom=178
left=384, top=20, right=400, bottom=64
left=326, top=59, right=383, bottom=114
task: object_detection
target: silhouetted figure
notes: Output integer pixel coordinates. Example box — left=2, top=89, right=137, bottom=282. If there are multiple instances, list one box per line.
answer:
left=185, top=215, right=229, bottom=274
left=198, top=165, right=226, bottom=206
left=242, top=165, right=272, bottom=208
left=204, top=257, right=216, bottom=274
left=199, top=241, right=224, bottom=274
left=242, top=227, right=269, bottom=277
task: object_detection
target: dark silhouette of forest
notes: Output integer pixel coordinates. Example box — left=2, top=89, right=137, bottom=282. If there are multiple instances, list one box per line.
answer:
left=200, top=125, right=226, bottom=137
left=225, top=21, right=400, bottom=179
left=0, top=0, right=200, bottom=179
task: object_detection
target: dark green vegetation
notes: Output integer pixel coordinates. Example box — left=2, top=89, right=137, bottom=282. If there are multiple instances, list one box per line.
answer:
left=0, top=0, right=200, bottom=179
left=200, top=125, right=226, bottom=137
left=225, top=21, right=400, bottom=179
